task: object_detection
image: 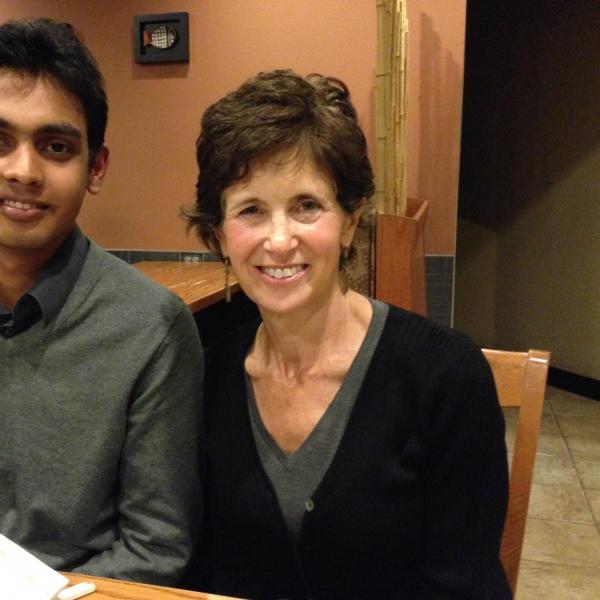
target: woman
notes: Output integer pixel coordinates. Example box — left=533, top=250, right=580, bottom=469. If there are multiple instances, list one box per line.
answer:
left=187, top=70, right=511, bottom=599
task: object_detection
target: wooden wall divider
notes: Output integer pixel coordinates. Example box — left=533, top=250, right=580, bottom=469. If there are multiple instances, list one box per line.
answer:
left=375, top=197, right=429, bottom=316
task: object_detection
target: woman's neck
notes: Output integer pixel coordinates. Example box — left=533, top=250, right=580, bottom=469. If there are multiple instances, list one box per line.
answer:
left=253, top=289, right=372, bottom=379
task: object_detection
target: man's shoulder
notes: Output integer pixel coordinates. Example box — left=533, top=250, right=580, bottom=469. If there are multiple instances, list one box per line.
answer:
left=79, top=242, right=187, bottom=320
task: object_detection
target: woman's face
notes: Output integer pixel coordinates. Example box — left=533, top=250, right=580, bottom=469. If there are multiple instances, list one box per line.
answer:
left=218, top=152, right=361, bottom=318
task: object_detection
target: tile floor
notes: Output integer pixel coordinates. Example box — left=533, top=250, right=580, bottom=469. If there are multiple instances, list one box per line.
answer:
left=504, top=386, right=600, bottom=599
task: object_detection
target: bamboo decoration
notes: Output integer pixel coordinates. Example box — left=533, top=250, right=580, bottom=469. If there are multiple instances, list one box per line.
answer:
left=375, top=0, right=409, bottom=216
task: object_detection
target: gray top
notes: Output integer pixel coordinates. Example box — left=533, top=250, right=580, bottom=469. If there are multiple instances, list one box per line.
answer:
left=247, top=299, right=389, bottom=538
left=0, top=238, right=204, bottom=585
left=0, top=226, right=88, bottom=338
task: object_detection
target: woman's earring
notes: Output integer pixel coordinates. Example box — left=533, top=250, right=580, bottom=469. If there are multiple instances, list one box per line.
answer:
left=224, top=257, right=231, bottom=303
left=340, top=246, right=350, bottom=293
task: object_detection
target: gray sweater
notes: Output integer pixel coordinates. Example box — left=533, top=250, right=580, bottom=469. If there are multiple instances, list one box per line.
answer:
left=0, top=241, right=203, bottom=585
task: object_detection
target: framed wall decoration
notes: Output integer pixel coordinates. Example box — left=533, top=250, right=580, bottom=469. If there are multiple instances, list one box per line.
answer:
left=134, top=12, right=189, bottom=64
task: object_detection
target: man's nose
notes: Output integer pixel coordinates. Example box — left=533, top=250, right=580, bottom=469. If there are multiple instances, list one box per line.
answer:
left=2, top=144, right=44, bottom=187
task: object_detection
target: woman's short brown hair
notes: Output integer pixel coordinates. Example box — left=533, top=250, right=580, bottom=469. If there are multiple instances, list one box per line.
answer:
left=186, top=69, right=374, bottom=256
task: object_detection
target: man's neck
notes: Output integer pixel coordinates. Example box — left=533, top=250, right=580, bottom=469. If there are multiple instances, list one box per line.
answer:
left=0, top=243, right=62, bottom=310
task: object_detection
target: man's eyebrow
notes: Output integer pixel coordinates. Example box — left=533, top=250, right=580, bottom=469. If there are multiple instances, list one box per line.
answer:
left=37, top=123, right=83, bottom=139
left=0, top=118, right=83, bottom=139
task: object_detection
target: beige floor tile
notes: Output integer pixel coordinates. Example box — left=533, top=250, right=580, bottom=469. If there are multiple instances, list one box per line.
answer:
left=505, top=410, right=559, bottom=434
left=532, top=395, right=553, bottom=415
left=506, top=431, right=570, bottom=459
left=516, top=386, right=600, bottom=598
left=528, top=483, right=593, bottom=523
left=505, top=431, right=514, bottom=454
left=532, top=453, right=579, bottom=486
left=540, top=412, right=560, bottom=434
left=574, top=457, right=600, bottom=490
left=501, top=407, right=558, bottom=430
left=565, top=434, right=600, bottom=460
left=536, top=433, right=570, bottom=457
left=586, top=489, right=600, bottom=524
left=521, top=518, right=600, bottom=567
left=556, top=414, right=600, bottom=437
left=549, top=389, right=600, bottom=418
left=503, top=407, right=517, bottom=428
left=516, top=560, right=600, bottom=600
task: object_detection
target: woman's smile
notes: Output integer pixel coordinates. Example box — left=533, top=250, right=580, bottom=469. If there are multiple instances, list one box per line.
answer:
left=258, top=264, right=308, bottom=280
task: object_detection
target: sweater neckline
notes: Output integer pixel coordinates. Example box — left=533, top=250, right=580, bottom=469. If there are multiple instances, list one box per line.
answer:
left=0, top=241, right=106, bottom=355
left=229, top=303, right=394, bottom=531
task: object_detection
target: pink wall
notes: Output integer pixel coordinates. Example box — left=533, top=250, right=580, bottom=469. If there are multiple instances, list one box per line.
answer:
left=406, top=0, right=467, bottom=254
left=0, top=1, right=465, bottom=255
left=1, top=0, right=376, bottom=251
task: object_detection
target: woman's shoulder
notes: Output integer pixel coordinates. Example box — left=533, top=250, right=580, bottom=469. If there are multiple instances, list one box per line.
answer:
left=381, top=304, right=474, bottom=356
left=375, top=304, right=497, bottom=419
left=203, top=320, right=261, bottom=423
left=205, top=318, right=261, bottom=368
left=374, top=303, right=490, bottom=386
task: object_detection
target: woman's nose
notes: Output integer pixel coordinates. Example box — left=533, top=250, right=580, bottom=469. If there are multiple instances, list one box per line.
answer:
left=2, top=144, right=44, bottom=187
left=264, top=214, right=298, bottom=255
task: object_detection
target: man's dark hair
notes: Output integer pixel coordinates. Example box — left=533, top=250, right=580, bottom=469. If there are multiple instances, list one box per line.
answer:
left=186, top=69, right=375, bottom=257
left=0, top=18, right=107, bottom=164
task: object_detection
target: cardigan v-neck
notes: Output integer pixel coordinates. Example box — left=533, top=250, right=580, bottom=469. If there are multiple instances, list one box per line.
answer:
left=246, top=300, right=388, bottom=538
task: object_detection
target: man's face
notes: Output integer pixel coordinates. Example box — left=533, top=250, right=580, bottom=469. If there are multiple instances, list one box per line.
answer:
left=0, top=71, right=108, bottom=263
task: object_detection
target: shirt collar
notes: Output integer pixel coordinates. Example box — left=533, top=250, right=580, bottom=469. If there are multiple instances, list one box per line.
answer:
left=28, top=225, right=90, bottom=324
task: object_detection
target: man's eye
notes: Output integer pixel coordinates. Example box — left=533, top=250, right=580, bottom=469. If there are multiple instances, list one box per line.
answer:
left=40, top=139, right=78, bottom=159
left=0, top=135, right=11, bottom=152
left=45, top=141, right=71, bottom=154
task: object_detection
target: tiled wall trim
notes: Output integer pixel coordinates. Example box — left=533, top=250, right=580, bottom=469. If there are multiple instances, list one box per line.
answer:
left=108, top=250, right=221, bottom=264
left=426, top=256, right=454, bottom=328
left=109, top=250, right=455, bottom=327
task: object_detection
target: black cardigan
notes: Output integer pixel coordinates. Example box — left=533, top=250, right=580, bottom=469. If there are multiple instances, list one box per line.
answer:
left=198, top=306, right=512, bottom=599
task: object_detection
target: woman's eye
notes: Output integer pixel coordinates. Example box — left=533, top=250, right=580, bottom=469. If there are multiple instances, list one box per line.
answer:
left=238, top=205, right=261, bottom=217
left=299, top=199, right=321, bottom=212
left=293, top=198, right=323, bottom=221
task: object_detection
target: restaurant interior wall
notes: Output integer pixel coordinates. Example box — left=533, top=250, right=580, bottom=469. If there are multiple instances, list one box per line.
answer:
left=1, top=1, right=467, bottom=326
left=455, top=1, right=600, bottom=384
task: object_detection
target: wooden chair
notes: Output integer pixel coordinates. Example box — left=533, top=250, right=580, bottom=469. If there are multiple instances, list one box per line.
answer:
left=482, top=348, right=551, bottom=596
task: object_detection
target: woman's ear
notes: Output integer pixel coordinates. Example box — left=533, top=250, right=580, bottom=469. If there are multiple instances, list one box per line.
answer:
left=87, top=145, right=110, bottom=194
left=215, top=226, right=228, bottom=257
left=341, top=200, right=365, bottom=247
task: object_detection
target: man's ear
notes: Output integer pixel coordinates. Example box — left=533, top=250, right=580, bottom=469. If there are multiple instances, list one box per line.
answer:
left=87, top=144, right=110, bottom=195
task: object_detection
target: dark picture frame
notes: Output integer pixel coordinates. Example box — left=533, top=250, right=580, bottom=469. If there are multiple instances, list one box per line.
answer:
left=134, top=12, right=189, bottom=64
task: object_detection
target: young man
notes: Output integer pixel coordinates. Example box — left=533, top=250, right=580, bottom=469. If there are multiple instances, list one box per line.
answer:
left=0, top=19, right=203, bottom=585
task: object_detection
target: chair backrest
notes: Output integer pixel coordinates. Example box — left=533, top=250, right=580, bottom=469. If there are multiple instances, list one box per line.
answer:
left=482, top=348, right=551, bottom=596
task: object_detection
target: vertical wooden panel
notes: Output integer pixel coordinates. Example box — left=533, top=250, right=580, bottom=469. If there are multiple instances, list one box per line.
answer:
left=375, top=198, right=428, bottom=314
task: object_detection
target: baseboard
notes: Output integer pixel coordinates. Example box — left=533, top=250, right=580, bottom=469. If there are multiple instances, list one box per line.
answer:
left=548, top=367, right=600, bottom=401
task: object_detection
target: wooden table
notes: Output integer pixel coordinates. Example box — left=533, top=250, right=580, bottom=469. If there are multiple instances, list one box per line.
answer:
left=62, top=572, right=242, bottom=599
left=134, top=261, right=239, bottom=313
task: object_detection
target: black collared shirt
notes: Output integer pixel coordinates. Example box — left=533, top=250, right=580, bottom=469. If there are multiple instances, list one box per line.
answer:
left=0, top=227, right=89, bottom=338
